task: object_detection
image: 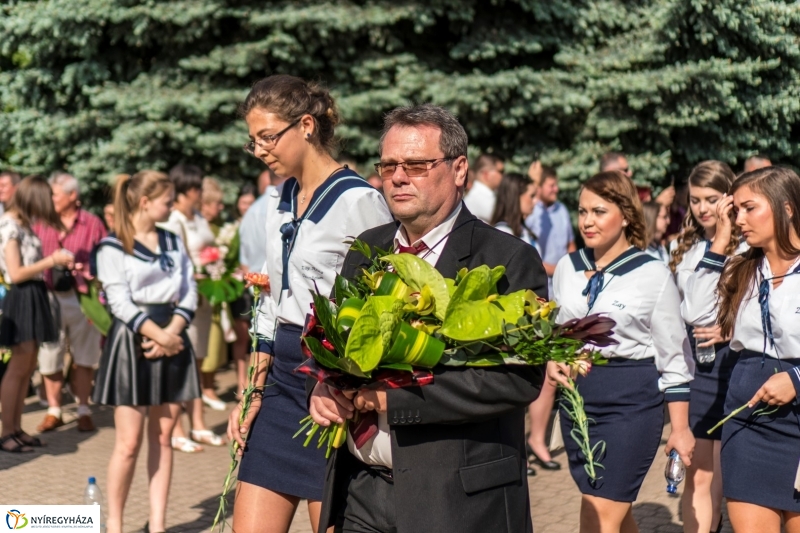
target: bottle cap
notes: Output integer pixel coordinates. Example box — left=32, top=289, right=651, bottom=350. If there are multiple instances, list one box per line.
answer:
left=88, top=477, right=96, bottom=484
left=666, top=484, right=676, bottom=494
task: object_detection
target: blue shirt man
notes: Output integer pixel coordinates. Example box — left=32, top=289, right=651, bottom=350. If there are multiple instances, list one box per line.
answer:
left=524, top=168, right=575, bottom=295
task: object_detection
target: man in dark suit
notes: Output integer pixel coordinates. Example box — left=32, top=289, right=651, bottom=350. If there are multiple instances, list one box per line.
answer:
left=308, top=104, right=548, bottom=533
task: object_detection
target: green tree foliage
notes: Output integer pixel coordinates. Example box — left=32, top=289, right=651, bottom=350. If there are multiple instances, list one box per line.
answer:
left=1, top=0, right=798, bottom=207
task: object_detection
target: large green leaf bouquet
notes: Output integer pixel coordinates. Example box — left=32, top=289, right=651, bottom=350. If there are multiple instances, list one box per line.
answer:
left=296, top=240, right=617, bottom=477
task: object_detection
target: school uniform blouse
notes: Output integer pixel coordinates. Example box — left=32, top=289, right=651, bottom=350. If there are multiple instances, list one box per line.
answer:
left=674, top=239, right=749, bottom=327
left=253, top=170, right=393, bottom=350
left=692, top=250, right=800, bottom=363
left=645, top=243, right=669, bottom=265
left=553, top=247, right=694, bottom=398
left=94, top=228, right=197, bottom=332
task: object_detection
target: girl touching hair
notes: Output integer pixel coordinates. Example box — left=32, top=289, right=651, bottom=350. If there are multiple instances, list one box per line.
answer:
left=0, top=176, right=73, bottom=453
left=547, top=171, right=695, bottom=533
left=692, top=167, right=800, bottom=533
left=92, top=171, right=199, bottom=533
left=669, top=161, right=744, bottom=533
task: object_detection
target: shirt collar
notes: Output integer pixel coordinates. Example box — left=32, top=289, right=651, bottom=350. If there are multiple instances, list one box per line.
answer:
left=569, top=245, right=656, bottom=275
left=394, top=202, right=463, bottom=251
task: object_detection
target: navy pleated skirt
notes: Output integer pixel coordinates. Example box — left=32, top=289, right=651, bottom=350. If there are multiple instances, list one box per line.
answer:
left=238, top=324, right=327, bottom=500
left=686, top=326, right=740, bottom=440
left=721, top=350, right=800, bottom=511
left=560, top=357, right=664, bottom=502
left=93, top=304, right=200, bottom=407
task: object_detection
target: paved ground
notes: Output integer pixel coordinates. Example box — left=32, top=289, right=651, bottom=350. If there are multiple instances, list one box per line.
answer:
left=1, top=366, right=733, bottom=533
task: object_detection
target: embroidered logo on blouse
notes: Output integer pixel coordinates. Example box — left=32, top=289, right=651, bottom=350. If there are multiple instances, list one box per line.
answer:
left=611, top=300, right=626, bottom=310
left=301, top=264, right=324, bottom=280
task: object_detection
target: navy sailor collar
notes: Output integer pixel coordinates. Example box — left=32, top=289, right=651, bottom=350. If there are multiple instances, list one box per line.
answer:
left=97, top=228, right=179, bottom=262
left=276, top=167, right=370, bottom=223
left=569, top=246, right=656, bottom=276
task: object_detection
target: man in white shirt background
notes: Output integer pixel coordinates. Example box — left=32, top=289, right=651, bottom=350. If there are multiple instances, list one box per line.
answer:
left=239, top=169, right=285, bottom=274
left=462, top=153, right=503, bottom=223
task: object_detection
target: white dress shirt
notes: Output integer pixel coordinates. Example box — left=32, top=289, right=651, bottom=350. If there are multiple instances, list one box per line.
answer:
left=463, top=180, right=496, bottom=223
left=160, top=209, right=216, bottom=268
left=239, top=188, right=272, bottom=273
left=553, top=247, right=694, bottom=394
left=254, top=171, right=393, bottom=346
left=347, top=203, right=462, bottom=469
left=95, top=229, right=197, bottom=331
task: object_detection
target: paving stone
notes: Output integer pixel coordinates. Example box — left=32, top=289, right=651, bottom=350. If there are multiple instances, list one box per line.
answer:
left=2, top=368, right=734, bottom=532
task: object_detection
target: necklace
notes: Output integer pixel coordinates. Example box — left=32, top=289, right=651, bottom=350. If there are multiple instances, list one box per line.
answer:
left=297, top=165, right=344, bottom=206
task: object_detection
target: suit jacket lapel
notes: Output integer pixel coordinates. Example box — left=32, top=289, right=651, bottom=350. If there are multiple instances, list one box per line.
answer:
left=434, top=207, right=477, bottom=278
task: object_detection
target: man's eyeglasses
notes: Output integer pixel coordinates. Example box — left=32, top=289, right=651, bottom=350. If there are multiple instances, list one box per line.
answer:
left=373, top=158, right=455, bottom=179
left=243, top=120, right=300, bottom=155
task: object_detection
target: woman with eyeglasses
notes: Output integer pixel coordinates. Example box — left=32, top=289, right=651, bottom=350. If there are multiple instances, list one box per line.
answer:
left=227, top=75, right=392, bottom=533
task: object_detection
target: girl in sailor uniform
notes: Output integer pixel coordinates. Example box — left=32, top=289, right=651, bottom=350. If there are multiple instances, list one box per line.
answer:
left=669, top=161, right=744, bottom=533
left=92, top=171, right=199, bottom=533
left=548, top=170, right=695, bottom=532
left=694, top=167, right=800, bottom=532
left=227, top=75, right=392, bottom=533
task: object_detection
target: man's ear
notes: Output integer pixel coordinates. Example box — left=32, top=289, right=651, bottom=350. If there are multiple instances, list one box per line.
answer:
left=454, top=156, right=469, bottom=188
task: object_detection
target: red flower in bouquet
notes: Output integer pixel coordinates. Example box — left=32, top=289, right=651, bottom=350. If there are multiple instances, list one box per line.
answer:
left=199, top=246, right=222, bottom=265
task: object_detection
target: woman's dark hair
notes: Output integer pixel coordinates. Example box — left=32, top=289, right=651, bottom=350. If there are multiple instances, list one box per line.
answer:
left=490, top=173, right=534, bottom=238
left=7, top=175, right=63, bottom=230
left=670, top=160, right=738, bottom=272
left=717, top=167, right=800, bottom=338
left=168, top=163, right=203, bottom=196
left=240, top=74, right=340, bottom=154
left=238, top=183, right=257, bottom=200
left=580, top=171, right=647, bottom=250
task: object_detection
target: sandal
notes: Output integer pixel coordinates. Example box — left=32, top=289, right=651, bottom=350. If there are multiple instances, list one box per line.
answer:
left=0, top=434, right=34, bottom=453
left=15, top=430, right=44, bottom=447
left=191, top=429, right=226, bottom=447
left=171, top=437, right=204, bottom=453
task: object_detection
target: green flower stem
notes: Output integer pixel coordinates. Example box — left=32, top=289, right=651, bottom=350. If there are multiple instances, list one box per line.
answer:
left=213, top=287, right=267, bottom=533
left=706, top=402, right=749, bottom=435
left=559, top=377, right=605, bottom=482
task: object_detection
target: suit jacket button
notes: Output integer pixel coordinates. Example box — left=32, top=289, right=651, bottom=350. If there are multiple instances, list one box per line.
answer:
left=392, top=418, right=399, bottom=424
left=414, top=417, right=421, bottom=423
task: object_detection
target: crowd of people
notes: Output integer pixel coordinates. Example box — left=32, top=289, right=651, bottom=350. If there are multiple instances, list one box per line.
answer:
left=0, top=72, right=797, bottom=533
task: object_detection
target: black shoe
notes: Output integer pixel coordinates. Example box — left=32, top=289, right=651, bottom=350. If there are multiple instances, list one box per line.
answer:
left=526, top=465, right=537, bottom=477
left=526, top=442, right=561, bottom=470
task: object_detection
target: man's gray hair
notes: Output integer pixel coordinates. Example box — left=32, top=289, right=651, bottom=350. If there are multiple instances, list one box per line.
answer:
left=379, top=104, right=468, bottom=158
left=49, top=171, right=80, bottom=197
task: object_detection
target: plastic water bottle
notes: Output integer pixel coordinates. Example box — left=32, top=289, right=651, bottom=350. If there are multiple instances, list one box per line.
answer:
left=665, top=450, right=686, bottom=494
left=695, top=336, right=716, bottom=364
left=84, top=477, right=106, bottom=532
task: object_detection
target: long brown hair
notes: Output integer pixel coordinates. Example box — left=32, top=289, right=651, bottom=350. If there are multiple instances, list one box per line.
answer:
left=7, top=175, right=63, bottom=230
left=490, top=172, right=534, bottom=238
left=240, top=74, right=341, bottom=154
left=114, top=170, right=173, bottom=254
left=642, top=201, right=662, bottom=247
left=581, top=171, right=647, bottom=250
left=669, top=161, right=738, bottom=272
left=718, top=167, right=800, bottom=338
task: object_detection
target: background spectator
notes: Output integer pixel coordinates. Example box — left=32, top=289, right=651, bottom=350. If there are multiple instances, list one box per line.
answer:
left=0, top=171, right=22, bottom=213
left=34, top=172, right=108, bottom=433
left=743, top=154, right=771, bottom=173
left=642, top=200, right=670, bottom=264
left=463, top=153, right=504, bottom=223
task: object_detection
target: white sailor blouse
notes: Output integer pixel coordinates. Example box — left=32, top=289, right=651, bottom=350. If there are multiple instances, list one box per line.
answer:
left=673, top=239, right=749, bottom=327
left=254, top=169, right=393, bottom=351
left=691, top=249, right=800, bottom=359
left=553, top=247, right=694, bottom=400
left=93, top=228, right=197, bottom=331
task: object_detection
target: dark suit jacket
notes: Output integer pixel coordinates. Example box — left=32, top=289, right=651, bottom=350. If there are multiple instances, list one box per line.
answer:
left=316, top=206, right=548, bottom=533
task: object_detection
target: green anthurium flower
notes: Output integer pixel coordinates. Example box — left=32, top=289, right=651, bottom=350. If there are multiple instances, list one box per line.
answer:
left=362, top=269, right=385, bottom=292
left=404, top=285, right=435, bottom=316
